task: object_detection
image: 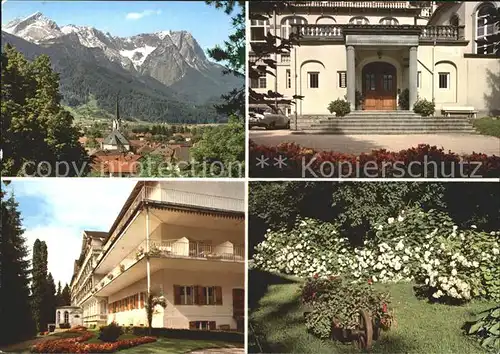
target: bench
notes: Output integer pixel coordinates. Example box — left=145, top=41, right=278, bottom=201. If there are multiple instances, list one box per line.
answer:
left=441, top=106, right=478, bottom=118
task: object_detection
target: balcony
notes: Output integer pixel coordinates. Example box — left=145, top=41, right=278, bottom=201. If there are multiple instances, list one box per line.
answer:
left=291, top=24, right=466, bottom=43
left=94, top=238, right=244, bottom=295
left=292, top=1, right=424, bottom=9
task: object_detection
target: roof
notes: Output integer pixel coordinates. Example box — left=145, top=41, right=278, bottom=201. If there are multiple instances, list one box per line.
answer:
left=83, top=231, right=107, bottom=240
left=102, top=130, right=130, bottom=146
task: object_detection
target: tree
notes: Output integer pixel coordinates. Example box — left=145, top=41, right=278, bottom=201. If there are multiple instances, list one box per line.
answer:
left=248, top=1, right=303, bottom=116
left=46, top=273, right=57, bottom=325
left=1, top=45, right=90, bottom=176
left=31, top=239, right=49, bottom=332
left=61, top=283, right=71, bottom=306
left=0, top=184, right=36, bottom=345
left=56, top=281, right=63, bottom=307
left=205, top=1, right=245, bottom=118
left=190, top=116, right=245, bottom=177
left=144, top=293, right=167, bottom=335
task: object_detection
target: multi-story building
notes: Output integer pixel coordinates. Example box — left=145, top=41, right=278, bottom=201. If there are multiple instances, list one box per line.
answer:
left=249, top=1, right=499, bottom=118
left=70, top=181, right=245, bottom=331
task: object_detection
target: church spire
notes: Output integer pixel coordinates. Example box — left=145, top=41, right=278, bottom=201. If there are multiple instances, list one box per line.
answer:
left=112, top=92, right=121, bottom=131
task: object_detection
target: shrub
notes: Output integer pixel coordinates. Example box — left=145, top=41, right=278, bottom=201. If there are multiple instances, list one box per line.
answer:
left=465, top=305, right=500, bottom=351
left=413, top=98, right=435, bottom=116
left=301, top=276, right=393, bottom=339
left=249, top=141, right=500, bottom=178
left=327, top=99, right=351, bottom=117
left=253, top=207, right=500, bottom=304
left=48, top=324, right=55, bottom=332
left=131, top=327, right=244, bottom=343
left=398, top=89, right=409, bottom=110
left=98, top=322, right=123, bottom=342
left=59, top=323, right=70, bottom=329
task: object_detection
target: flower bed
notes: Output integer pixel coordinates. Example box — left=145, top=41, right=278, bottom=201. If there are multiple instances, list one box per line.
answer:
left=253, top=207, right=500, bottom=304
left=30, top=330, right=157, bottom=353
left=249, top=141, right=500, bottom=178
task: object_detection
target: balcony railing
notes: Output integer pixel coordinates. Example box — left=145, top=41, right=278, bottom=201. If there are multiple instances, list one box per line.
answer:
left=147, top=239, right=245, bottom=262
left=292, top=1, right=419, bottom=9
left=281, top=54, right=291, bottom=63
left=291, top=24, right=465, bottom=41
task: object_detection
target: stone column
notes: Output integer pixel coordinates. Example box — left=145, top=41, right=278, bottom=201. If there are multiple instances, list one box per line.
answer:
left=409, top=46, right=418, bottom=110
left=346, top=45, right=356, bottom=111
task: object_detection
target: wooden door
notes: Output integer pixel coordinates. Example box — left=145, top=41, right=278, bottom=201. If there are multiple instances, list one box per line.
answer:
left=362, top=62, right=397, bottom=110
left=232, top=288, right=244, bottom=318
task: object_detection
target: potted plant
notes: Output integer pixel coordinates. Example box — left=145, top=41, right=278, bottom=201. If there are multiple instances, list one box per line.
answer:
left=301, top=275, right=394, bottom=350
left=107, top=273, right=114, bottom=280
left=136, top=247, right=144, bottom=260
left=119, top=264, right=125, bottom=273
left=355, top=90, right=365, bottom=110
left=148, top=245, right=161, bottom=257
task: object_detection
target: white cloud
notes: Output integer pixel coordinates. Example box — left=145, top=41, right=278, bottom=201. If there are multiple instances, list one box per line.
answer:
left=9, top=179, right=135, bottom=286
left=126, top=9, right=162, bottom=20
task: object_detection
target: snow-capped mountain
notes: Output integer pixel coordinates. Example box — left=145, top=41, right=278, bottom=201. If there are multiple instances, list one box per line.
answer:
left=2, top=12, right=240, bottom=104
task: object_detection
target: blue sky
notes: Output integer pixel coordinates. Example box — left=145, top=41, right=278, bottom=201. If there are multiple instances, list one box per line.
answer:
left=2, top=1, right=239, bottom=52
left=5, top=180, right=135, bottom=286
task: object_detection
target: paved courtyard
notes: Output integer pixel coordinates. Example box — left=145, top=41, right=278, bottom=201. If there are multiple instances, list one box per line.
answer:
left=249, top=130, right=500, bottom=156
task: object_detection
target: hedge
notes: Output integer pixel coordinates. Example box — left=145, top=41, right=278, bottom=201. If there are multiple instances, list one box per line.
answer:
left=131, top=327, right=244, bottom=343
left=249, top=141, right=500, bottom=178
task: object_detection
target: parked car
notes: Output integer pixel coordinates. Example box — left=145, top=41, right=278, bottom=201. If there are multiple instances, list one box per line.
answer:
left=249, top=109, right=290, bottom=129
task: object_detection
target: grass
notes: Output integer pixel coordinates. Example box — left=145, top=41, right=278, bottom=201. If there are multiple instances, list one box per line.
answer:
left=472, top=117, right=500, bottom=137
left=120, top=338, right=241, bottom=353
left=249, top=270, right=496, bottom=353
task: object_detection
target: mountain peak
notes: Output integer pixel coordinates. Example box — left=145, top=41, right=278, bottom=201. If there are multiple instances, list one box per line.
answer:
left=3, top=12, right=61, bottom=42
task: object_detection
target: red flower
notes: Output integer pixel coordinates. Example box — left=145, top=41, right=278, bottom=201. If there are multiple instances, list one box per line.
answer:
left=382, top=303, right=388, bottom=313
left=313, top=273, right=319, bottom=279
left=312, top=292, right=316, bottom=298
left=367, top=278, right=373, bottom=285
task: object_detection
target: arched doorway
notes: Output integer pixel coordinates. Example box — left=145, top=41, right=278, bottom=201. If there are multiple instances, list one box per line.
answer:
left=362, top=62, right=397, bottom=110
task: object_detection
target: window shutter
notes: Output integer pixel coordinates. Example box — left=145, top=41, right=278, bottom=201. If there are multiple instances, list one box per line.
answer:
left=189, top=321, right=197, bottom=330
left=174, top=285, right=181, bottom=305
left=209, top=321, right=216, bottom=330
left=198, top=286, right=206, bottom=305
left=140, top=293, right=144, bottom=308
left=215, top=286, right=223, bottom=305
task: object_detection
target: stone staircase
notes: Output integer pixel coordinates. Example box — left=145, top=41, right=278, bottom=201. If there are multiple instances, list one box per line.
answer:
left=294, top=111, right=477, bottom=134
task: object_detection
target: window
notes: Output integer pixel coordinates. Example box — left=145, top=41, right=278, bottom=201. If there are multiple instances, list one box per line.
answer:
left=189, top=321, right=216, bottom=330
left=250, top=76, right=266, bottom=89
left=57, top=311, right=61, bottom=324
left=450, top=13, right=460, bottom=27
left=250, top=19, right=269, bottom=42
left=349, top=17, right=369, bottom=25
left=380, top=17, right=399, bottom=25
left=438, top=72, right=449, bottom=89
left=383, top=74, right=394, bottom=91
left=365, top=73, right=376, bottom=91
left=281, top=16, right=307, bottom=40
left=417, top=71, right=422, bottom=88
left=308, top=72, right=319, bottom=88
left=476, top=4, right=498, bottom=54
left=64, top=311, right=69, bottom=323
left=180, top=286, right=194, bottom=305
left=205, top=287, right=215, bottom=305
left=286, top=69, right=291, bottom=89
left=338, top=71, right=347, bottom=88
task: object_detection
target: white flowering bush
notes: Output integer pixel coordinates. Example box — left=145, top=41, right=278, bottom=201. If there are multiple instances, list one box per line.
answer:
left=253, top=207, right=500, bottom=304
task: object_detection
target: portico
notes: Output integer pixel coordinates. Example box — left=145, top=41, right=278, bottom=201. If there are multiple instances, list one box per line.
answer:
left=345, top=26, right=420, bottom=111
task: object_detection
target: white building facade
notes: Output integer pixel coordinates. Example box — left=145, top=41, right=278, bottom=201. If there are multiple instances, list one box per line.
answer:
left=249, top=1, right=500, bottom=118
left=70, top=182, right=245, bottom=331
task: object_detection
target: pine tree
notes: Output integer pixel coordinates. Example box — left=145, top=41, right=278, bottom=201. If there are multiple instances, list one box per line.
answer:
left=61, top=283, right=71, bottom=306
left=1, top=45, right=89, bottom=176
left=46, top=273, right=57, bottom=325
left=56, top=281, right=62, bottom=307
left=31, top=239, right=49, bottom=332
left=0, top=185, right=36, bottom=344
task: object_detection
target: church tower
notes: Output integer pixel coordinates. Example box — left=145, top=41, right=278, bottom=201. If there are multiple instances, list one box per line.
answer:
left=112, top=93, right=121, bottom=131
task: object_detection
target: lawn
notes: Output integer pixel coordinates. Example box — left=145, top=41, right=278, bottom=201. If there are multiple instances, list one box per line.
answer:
left=249, top=270, right=496, bottom=353
left=472, top=117, right=500, bottom=138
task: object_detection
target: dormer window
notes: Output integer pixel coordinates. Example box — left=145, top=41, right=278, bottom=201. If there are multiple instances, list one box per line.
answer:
left=349, top=17, right=369, bottom=25
left=281, top=16, right=308, bottom=40
left=379, top=17, right=399, bottom=25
